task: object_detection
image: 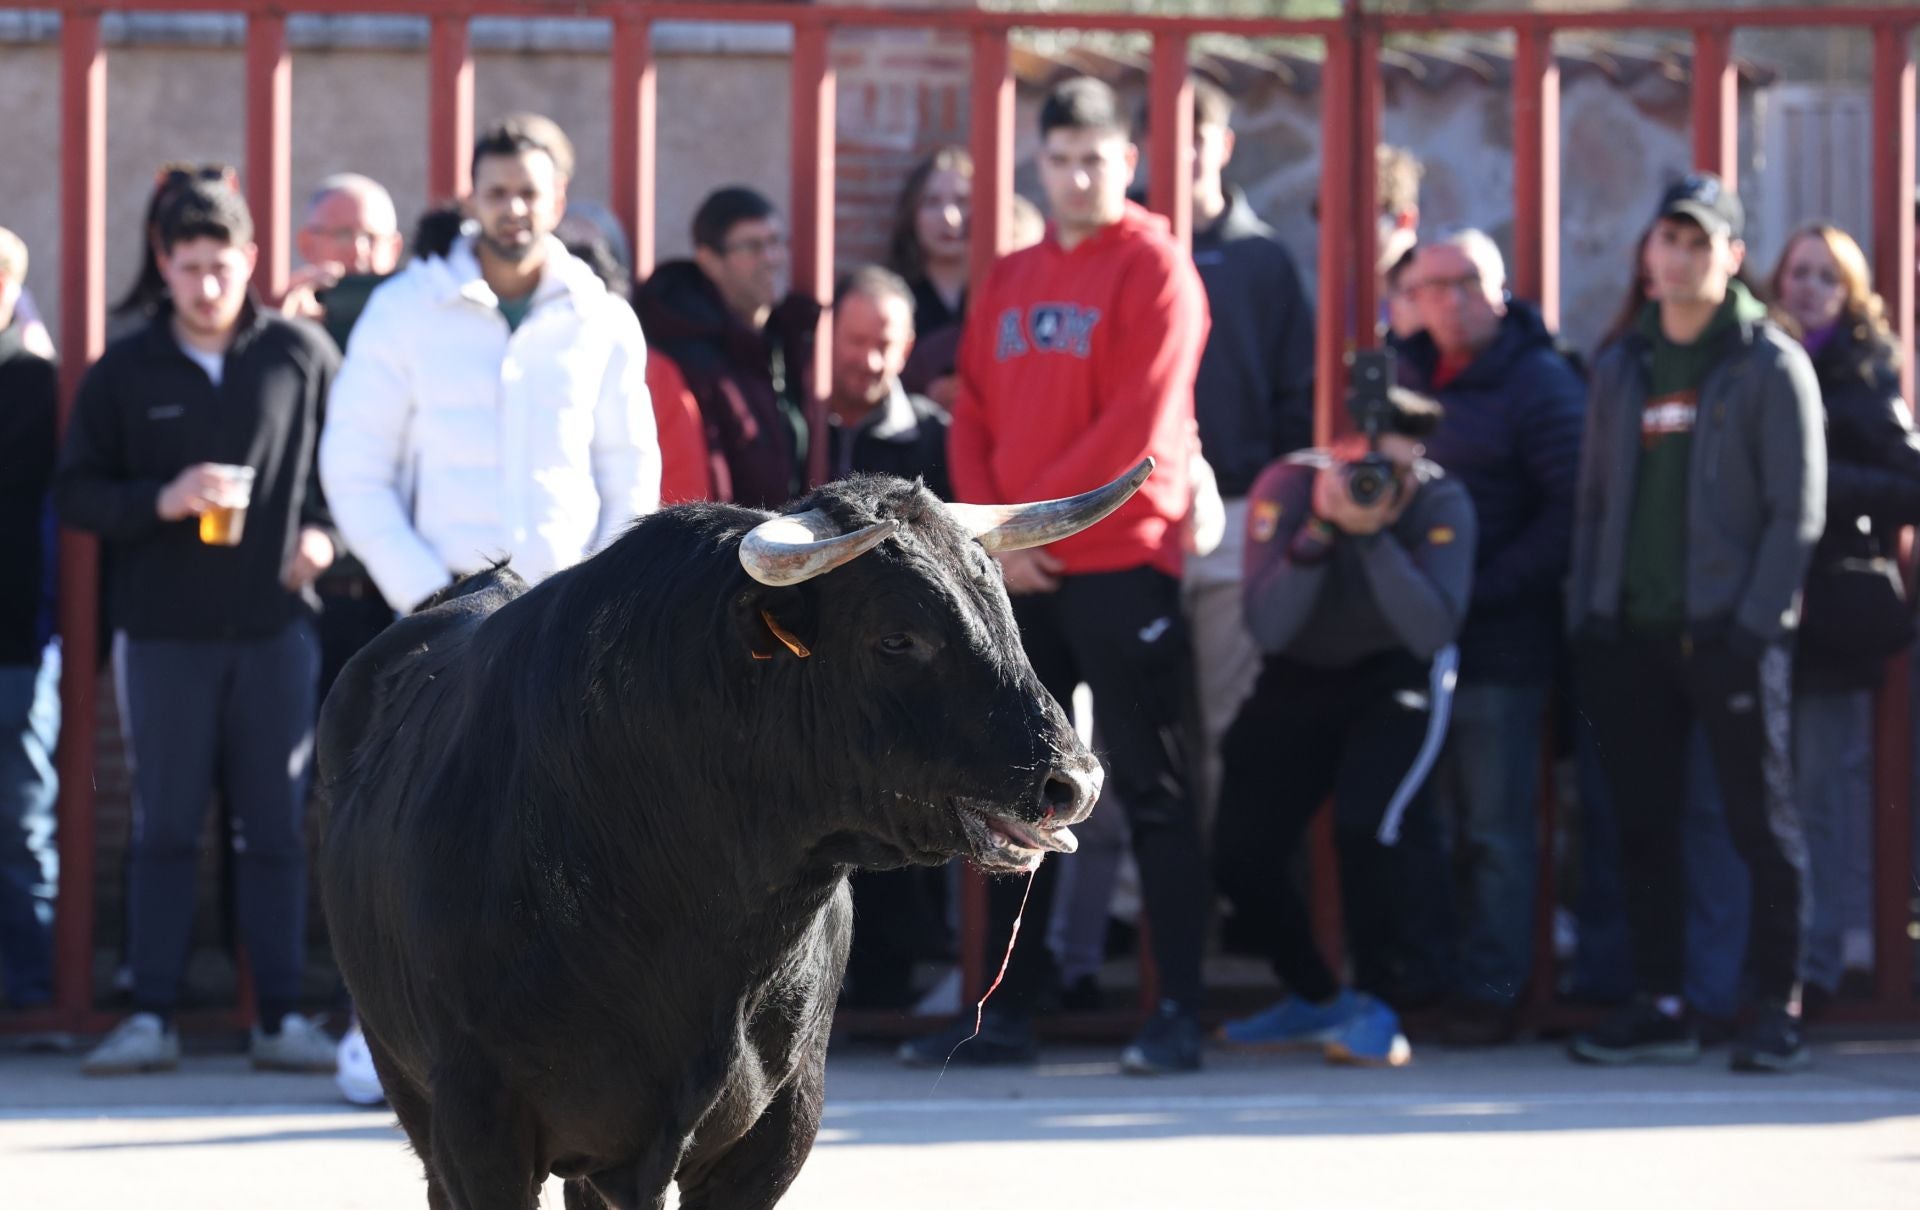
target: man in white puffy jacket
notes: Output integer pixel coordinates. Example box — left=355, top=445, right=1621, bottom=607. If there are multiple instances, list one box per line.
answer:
left=321, top=114, right=659, bottom=614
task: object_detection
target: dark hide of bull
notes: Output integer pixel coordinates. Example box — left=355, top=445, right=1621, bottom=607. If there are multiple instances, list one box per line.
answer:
left=317, top=475, right=1101, bottom=1210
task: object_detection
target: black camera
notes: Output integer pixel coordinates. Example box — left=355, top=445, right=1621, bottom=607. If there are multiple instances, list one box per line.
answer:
left=1343, top=348, right=1398, bottom=508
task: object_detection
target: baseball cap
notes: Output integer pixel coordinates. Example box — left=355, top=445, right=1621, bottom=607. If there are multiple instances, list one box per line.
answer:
left=1655, top=172, right=1744, bottom=241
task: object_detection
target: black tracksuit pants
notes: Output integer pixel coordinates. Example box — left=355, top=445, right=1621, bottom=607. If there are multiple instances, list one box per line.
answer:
left=1575, top=632, right=1808, bottom=1004
left=981, top=567, right=1209, bottom=1016
left=1211, top=650, right=1450, bottom=1005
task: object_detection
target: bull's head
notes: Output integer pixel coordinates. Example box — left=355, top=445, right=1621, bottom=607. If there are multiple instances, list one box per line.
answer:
left=730, top=460, right=1153, bottom=874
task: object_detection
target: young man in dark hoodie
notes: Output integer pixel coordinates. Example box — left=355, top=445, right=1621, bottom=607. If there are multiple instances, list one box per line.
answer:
left=57, top=182, right=342, bottom=1076
left=901, top=75, right=1213, bottom=1076
left=1144, top=78, right=1317, bottom=835
left=1395, top=228, right=1587, bottom=1041
left=1567, top=174, right=1824, bottom=1072
left=0, top=227, right=61, bottom=1015
left=635, top=187, right=820, bottom=508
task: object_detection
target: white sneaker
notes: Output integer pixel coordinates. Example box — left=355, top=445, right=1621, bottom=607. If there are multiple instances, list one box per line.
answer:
left=81, top=1012, right=180, bottom=1076
left=250, top=1013, right=338, bottom=1073
left=334, top=1024, right=387, bottom=1106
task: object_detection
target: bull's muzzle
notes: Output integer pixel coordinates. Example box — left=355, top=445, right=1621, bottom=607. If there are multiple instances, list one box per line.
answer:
left=736, top=458, right=1156, bottom=587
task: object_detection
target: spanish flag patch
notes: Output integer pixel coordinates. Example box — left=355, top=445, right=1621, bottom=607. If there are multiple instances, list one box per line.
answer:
left=1429, top=526, right=1456, bottom=545
left=1251, top=499, right=1282, bottom=542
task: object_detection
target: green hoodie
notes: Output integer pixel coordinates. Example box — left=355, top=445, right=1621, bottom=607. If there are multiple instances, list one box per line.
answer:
left=1621, top=279, right=1770, bottom=632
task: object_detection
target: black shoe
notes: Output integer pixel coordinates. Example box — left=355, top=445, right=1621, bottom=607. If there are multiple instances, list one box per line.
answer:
left=1568, top=998, right=1700, bottom=1066
left=1120, top=1001, right=1203, bottom=1076
left=1730, top=1003, right=1809, bottom=1073
left=896, top=1012, right=1037, bottom=1068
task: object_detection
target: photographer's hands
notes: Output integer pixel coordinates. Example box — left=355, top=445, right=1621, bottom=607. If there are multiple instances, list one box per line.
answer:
left=1311, top=460, right=1414, bottom=537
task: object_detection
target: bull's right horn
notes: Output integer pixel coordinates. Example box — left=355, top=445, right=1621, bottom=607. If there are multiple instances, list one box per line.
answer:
left=945, top=457, right=1155, bottom=553
left=739, top=510, right=900, bottom=587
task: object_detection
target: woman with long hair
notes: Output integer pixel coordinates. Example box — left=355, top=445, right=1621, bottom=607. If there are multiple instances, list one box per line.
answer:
left=1769, top=223, right=1919, bottom=1006
left=887, top=146, right=972, bottom=406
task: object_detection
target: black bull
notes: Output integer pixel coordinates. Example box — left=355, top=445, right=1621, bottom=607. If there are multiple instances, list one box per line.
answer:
left=316, top=462, right=1153, bottom=1210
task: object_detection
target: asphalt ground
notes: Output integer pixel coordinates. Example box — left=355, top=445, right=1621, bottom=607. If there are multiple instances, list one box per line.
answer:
left=5, top=1035, right=1919, bottom=1209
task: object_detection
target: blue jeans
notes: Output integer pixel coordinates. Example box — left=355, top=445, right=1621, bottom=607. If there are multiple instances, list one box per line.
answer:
left=1795, top=689, right=1874, bottom=992
left=1683, top=727, right=1750, bottom=1020
left=1437, top=680, right=1548, bottom=1008
left=1569, top=725, right=1633, bottom=1002
left=0, top=642, right=60, bottom=1008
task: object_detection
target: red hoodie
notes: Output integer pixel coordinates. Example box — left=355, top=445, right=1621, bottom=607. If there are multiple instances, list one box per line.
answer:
left=949, top=202, right=1209, bottom=577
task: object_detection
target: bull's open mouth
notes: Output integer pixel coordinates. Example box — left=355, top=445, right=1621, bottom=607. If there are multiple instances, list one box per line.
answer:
left=954, top=801, right=1079, bottom=873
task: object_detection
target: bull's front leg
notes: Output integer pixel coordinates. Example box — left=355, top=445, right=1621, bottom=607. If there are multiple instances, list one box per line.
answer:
left=674, top=1056, right=827, bottom=1210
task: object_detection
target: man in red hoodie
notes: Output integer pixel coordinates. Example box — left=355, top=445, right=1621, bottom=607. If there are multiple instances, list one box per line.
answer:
left=900, top=76, right=1212, bottom=1075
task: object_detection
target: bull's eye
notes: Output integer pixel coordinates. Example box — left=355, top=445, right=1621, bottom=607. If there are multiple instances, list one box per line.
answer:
left=876, top=633, right=920, bottom=659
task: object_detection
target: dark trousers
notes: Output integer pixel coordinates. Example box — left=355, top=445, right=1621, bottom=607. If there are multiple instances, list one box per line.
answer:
left=1212, top=650, right=1450, bottom=1005
left=115, top=620, right=319, bottom=1016
left=315, top=576, right=393, bottom=709
left=1576, top=633, right=1808, bottom=1004
left=982, top=567, right=1209, bottom=1015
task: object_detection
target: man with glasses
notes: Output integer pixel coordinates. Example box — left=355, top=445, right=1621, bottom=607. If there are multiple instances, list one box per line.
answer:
left=1393, top=228, right=1586, bottom=1044
left=281, top=173, right=405, bottom=346
left=636, top=186, right=820, bottom=507
left=321, top=113, right=659, bottom=616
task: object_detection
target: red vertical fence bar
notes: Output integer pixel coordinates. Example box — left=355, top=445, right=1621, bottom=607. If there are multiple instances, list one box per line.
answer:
left=1870, top=20, right=1917, bottom=1013
left=611, top=15, right=658, bottom=280
left=790, top=18, right=835, bottom=492
left=244, top=11, right=292, bottom=302
left=960, top=24, right=1014, bottom=1007
left=1351, top=16, right=1382, bottom=350
left=1146, top=32, right=1194, bottom=248
left=429, top=14, right=474, bottom=205
left=1690, top=27, right=1739, bottom=184
left=55, top=7, right=107, bottom=1022
left=1313, top=27, right=1354, bottom=449
left=1511, top=24, right=1561, bottom=331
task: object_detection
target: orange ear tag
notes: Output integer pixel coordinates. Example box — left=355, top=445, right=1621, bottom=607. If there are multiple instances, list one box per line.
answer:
left=760, top=610, right=812, bottom=659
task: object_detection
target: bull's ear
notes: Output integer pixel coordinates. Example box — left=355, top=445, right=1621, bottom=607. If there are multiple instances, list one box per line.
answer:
left=730, top=584, right=820, bottom=664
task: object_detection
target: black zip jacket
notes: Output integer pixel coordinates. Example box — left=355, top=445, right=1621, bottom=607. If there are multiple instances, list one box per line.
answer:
left=54, top=302, right=339, bottom=640
left=1190, top=188, right=1316, bottom=497
left=0, top=323, right=59, bottom=665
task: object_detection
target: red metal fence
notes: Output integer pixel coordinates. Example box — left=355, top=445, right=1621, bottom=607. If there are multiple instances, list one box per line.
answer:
left=16, top=1, right=1920, bottom=1035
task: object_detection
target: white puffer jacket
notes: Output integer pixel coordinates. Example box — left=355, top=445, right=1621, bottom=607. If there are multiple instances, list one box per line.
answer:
left=320, top=235, right=660, bottom=611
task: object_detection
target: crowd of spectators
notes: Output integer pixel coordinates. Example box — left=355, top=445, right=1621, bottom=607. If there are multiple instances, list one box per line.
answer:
left=2, top=68, right=1917, bottom=1094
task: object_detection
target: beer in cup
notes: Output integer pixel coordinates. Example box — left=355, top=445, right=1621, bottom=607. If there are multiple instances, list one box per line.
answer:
left=198, top=464, right=256, bottom=547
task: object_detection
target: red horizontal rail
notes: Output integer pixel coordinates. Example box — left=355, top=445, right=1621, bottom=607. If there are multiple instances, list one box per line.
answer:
left=28, top=0, right=1920, bottom=35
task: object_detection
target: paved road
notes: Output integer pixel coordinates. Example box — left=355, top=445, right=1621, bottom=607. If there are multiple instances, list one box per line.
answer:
left=6, top=1038, right=1919, bottom=1208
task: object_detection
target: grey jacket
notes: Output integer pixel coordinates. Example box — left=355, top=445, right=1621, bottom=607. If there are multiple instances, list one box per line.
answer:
left=1568, top=315, right=1825, bottom=642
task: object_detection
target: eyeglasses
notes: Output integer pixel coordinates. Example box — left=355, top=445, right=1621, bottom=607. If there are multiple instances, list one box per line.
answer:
left=1401, top=272, right=1483, bottom=300
left=720, top=233, right=786, bottom=259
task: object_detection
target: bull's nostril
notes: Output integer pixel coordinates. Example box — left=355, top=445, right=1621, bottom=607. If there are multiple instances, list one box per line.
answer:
left=1041, top=770, right=1080, bottom=814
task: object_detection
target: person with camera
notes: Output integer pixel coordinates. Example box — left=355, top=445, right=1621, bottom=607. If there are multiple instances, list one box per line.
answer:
left=1212, top=372, right=1475, bottom=1067
left=1567, top=174, right=1824, bottom=1072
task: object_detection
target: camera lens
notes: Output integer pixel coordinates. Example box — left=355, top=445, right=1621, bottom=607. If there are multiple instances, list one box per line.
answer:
left=1346, top=459, right=1392, bottom=507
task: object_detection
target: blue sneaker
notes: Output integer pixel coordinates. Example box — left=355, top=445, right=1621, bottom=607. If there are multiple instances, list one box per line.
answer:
left=1217, top=990, right=1358, bottom=1051
left=1324, top=993, right=1412, bottom=1067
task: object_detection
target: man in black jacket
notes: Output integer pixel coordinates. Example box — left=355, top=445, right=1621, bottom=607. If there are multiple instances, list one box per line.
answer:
left=1143, top=79, right=1317, bottom=831
left=0, top=227, right=61, bottom=1014
left=56, top=182, right=340, bottom=1076
left=1396, top=228, right=1587, bottom=1041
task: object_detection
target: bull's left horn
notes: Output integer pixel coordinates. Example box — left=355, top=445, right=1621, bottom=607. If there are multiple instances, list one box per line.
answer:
left=739, top=510, right=901, bottom=587
left=946, top=457, right=1155, bottom=554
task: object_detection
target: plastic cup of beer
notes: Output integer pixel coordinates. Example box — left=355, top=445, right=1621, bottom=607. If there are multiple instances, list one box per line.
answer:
left=198, top=464, right=256, bottom=547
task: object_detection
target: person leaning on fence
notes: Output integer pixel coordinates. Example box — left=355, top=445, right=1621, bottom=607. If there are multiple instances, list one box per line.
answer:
left=1211, top=385, right=1474, bottom=1069
left=1769, top=223, right=1920, bottom=1008
left=1394, top=228, right=1588, bottom=1045
left=0, top=226, right=62, bottom=1017
left=1566, top=173, right=1824, bottom=1074
left=319, top=113, right=660, bottom=616
left=54, top=181, right=342, bottom=1076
